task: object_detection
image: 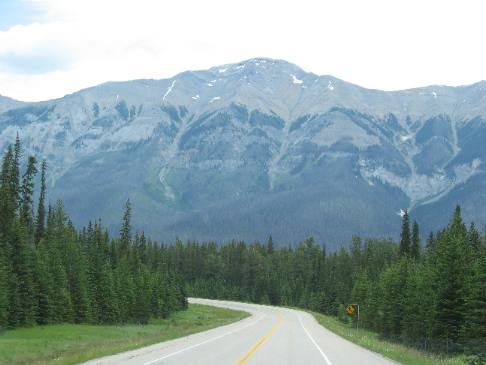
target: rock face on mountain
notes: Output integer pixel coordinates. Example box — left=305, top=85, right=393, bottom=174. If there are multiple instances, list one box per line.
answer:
left=1, top=58, right=486, bottom=247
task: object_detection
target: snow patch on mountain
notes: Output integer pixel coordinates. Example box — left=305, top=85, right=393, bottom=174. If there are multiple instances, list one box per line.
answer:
left=291, top=74, right=303, bottom=84
left=162, top=80, right=176, bottom=102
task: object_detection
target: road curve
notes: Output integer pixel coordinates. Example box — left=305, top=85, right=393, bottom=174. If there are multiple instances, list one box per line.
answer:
left=81, top=298, right=398, bottom=365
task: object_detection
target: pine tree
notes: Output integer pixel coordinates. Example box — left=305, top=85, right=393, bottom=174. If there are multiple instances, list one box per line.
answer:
left=0, top=146, right=15, bottom=238
left=34, top=160, right=47, bottom=245
left=11, top=224, right=36, bottom=326
left=399, top=210, right=411, bottom=257
left=433, top=209, right=468, bottom=352
left=426, top=231, right=435, bottom=251
left=0, top=240, right=8, bottom=329
left=462, top=248, right=486, bottom=359
left=467, top=222, right=481, bottom=251
left=378, top=258, right=409, bottom=338
left=411, top=220, right=420, bottom=260
left=34, top=246, right=54, bottom=325
left=20, top=156, right=37, bottom=232
left=10, top=135, right=21, bottom=212
left=266, top=235, right=274, bottom=254
left=119, top=199, right=132, bottom=254
left=97, top=262, right=118, bottom=324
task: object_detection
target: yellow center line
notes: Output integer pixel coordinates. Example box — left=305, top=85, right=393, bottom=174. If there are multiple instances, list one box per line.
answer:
left=234, top=315, right=284, bottom=365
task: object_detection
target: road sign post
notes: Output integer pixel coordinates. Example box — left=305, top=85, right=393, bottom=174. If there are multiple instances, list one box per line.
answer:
left=346, top=304, right=360, bottom=329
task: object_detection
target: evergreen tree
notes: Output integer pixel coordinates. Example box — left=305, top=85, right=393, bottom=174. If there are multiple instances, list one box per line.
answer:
left=11, top=225, right=36, bottom=326
left=0, top=146, right=15, bottom=238
left=411, top=221, right=420, bottom=260
left=34, top=160, right=47, bottom=245
left=19, top=156, right=37, bottom=232
left=10, top=135, right=21, bottom=212
left=399, top=210, right=411, bottom=257
left=0, top=240, right=8, bottom=329
left=34, top=246, right=54, bottom=325
left=462, top=248, right=486, bottom=360
left=433, top=210, right=468, bottom=352
left=266, top=235, right=274, bottom=254
left=119, top=199, right=132, bottom=254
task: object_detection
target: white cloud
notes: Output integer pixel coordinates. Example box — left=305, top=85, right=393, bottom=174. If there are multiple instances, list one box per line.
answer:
left=0, top=0, right=485, bottom=101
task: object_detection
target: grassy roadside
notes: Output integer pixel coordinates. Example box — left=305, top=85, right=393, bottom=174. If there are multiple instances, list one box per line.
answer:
left=0, top=304, right=249, bottom=365
left=309, top=311, right=468, bottom=365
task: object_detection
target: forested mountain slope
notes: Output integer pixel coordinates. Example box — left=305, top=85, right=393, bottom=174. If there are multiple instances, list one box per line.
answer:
left=1, top=59, right=486, bottom=246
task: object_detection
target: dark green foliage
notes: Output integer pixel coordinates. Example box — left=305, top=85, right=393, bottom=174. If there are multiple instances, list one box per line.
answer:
left=399, top=210, right=411, bottom=257
left=0, top=142, right=186, bottom=330
left=411, top=220, right=420, bottom=260
left=462, top=245, right=486, bottom=360
left=0, top=240, right=8, bottom=329
left=19, top=156, right=37, bottom=232
left=176, top=207, right=485, bottom=360
left=34, top=160, right=47, bottom=245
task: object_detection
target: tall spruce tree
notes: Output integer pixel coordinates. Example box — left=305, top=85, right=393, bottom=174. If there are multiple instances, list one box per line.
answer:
left=119, top=199, right=132, bottom=254
left=10, top=135, right=21, bottom=212
left=411, top=221, right=420, bottom=260
left=433, top=208, right=468, bottom=351
left=0, top=240, right=8, bottom=329
left=399, top=210, right=411, bottom=257
left=11, top=224, right=36, bottom=326
left=0, top=146, right=15, bottom=239
left=462, top=247, right=486, bottom=359
left=20, top=156, right=37, bottom=233
left=34, top=160, right=47, bottom=245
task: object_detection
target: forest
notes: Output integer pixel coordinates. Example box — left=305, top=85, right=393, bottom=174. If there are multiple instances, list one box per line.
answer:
left=166, top=210, right=486, bottom=361
left=0, top=138, right=484, bottom=362
left=0, top=137, right=187, bottom=329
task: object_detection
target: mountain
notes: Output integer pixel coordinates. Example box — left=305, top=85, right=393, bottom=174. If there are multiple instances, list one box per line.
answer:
left=1, top=58, right=486, bottom=247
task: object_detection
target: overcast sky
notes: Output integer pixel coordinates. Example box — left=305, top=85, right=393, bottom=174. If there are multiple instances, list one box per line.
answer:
left=0, top=0, right=485, bottom=102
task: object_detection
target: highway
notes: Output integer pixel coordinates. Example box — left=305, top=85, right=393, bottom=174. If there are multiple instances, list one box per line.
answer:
left=81, top=298, right=398, bottom=365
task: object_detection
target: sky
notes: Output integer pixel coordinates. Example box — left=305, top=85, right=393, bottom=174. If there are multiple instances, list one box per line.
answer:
left=0, top=0, right=485, bottom=102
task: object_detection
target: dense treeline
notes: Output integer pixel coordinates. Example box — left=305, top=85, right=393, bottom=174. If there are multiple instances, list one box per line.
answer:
left=170, top=209, right=486, bottom=361
left=0, top=138, right=187, bottom=330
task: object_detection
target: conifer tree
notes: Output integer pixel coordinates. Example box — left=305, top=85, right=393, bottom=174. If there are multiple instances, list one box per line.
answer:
left=462, top=248, right=486, bottom=359
left=20, top=156, right=37, bottom=232
left=119, top=199, right=132, bottom=254
left=433, top=210, right=468, bottom=351
left=467, top=222, right=480, bottom=251
left=34, top=160, right=47, bottom=245
left=266, top=235, right=274, bottom=254
left=399, top=210, right=411, bottom=257
left=411, top=221, right=420, bottom=260
left=10, top=135, right=21, bottom=211
left=0, top=146, right=15, bottom=238
left=426, top=231, right=435, bottom=251
left=34, top=246, right=54, bottom=324
left=11, top=225, right=36, bottom=326
left=0, top=241, right=8, bottom=329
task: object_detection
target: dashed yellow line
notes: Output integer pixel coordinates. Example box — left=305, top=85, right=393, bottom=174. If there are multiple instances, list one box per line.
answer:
left=235, top=315, right=284, bottom=365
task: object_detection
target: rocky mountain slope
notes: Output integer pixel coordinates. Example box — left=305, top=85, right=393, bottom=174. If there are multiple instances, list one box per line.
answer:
left=1, top=58, right=486, bottom=246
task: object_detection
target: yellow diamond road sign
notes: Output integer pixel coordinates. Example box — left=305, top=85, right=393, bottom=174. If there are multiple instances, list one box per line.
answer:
left=346, top=305, right=355, bottom=315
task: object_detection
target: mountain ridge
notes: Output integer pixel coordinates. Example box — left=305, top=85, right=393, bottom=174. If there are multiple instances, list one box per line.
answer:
left=1, top=58, right=486, bottom=246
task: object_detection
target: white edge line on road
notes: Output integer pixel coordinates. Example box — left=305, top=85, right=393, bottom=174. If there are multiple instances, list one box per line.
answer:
left=142, top=314, right=266, bottom=365
left=298, top=314, right=333, bottom=365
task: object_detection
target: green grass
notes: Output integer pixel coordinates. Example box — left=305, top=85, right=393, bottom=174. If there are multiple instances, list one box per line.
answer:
left=309, top=311, right=468, bottom=365
left=0, top=304, right=249, bottom=365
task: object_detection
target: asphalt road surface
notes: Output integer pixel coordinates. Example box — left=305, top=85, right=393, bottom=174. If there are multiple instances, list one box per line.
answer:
left=81, top=298, right=398, bottom=365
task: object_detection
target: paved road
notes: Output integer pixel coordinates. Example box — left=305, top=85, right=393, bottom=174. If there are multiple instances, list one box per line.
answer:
left=81, top=298, right=398, bottom=365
